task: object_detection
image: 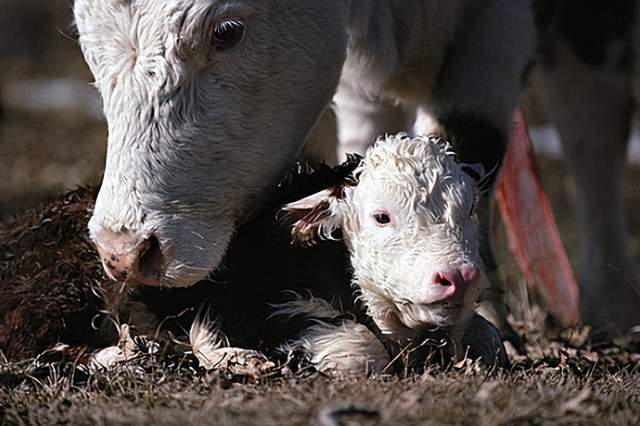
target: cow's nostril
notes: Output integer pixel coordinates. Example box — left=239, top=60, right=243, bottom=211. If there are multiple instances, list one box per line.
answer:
left=94, top=228, right=164, bottom=286
left=138, top=235, right=163, bottom=283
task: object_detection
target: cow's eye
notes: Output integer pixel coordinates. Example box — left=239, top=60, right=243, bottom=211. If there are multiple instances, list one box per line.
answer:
left=212, top=20, right=245, bottom=51
left=372, top=211, right=392, bottom=226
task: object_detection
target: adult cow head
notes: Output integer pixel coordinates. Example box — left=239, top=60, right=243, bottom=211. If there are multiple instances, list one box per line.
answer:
left=75, top=0, right=349, bottom=286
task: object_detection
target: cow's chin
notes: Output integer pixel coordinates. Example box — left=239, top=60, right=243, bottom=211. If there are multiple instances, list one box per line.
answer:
left=157, top=267, right=213, bottom=288
left=153, top=225, right=234, bottom=288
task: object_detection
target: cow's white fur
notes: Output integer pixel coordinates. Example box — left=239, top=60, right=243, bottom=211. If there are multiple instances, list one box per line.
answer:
left=189, top=313, right=228, bottom=368
left=74, top=0, right=535, bottom=288
left=322, top=0, right=535, bottom=162
left=287, top=134, right=484, bottom=343
left=75, top=0, right=350, bottom=286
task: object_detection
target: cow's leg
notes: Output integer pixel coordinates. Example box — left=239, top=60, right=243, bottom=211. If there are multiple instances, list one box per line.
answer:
left=273, top=298, right=390, bottom=377
left=332, top=80, right=416, bottom=162
left=295, top=319, right=390, bottom=376
left=538, top=36, right=638, bottom=333
left=430, top=1, right=536, bottom=344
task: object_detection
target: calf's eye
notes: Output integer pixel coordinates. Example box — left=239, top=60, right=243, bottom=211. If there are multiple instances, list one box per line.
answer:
left=372, top=211, right=392, bottom=226
left=212, top=20, right=245, bottom=51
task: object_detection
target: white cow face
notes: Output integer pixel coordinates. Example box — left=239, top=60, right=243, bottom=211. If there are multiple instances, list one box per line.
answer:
left=286, top=135, right=485, bottom=337
left=74, top=0, right=349, bottom=287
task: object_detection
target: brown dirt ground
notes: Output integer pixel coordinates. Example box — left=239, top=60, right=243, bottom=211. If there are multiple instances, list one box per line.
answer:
left=1, top=359, right=638, bottom=425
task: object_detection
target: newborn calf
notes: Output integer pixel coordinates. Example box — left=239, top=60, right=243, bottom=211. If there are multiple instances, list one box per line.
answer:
left=279, top=134, right=499, bottom=374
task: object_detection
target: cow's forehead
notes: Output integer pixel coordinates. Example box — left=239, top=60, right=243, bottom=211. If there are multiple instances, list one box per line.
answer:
left=75, top=0, right=264, bottom=91
left=75, top=0, right=262, bottom=33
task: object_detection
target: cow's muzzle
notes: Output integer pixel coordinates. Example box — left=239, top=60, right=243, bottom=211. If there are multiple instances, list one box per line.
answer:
left=94, top=228, right=164, bottom=286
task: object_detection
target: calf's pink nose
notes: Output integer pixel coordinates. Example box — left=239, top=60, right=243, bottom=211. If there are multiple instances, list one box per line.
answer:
left=94, top=229, right=163, bottom=286
left=433, top=264, right=479, bottom=302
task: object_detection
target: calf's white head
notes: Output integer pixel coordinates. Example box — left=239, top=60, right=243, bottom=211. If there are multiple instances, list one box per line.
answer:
left=74, top=0, right=349, bottom=286
left=286, top=134, right=486, bottom=338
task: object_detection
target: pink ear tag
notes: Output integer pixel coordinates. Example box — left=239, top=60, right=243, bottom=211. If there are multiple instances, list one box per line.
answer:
left=497, top=109, right=579, bottom=327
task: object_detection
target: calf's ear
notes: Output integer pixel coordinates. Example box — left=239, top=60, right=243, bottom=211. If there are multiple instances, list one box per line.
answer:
left=284, top=189, right=334, bottom=211
left=281, top=188, right=344, bottom=246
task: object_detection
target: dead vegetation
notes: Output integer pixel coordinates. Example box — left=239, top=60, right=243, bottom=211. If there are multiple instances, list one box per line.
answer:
left=1, top=336, right=638, bottom=425
left=2, top=307, right=639, bottom=426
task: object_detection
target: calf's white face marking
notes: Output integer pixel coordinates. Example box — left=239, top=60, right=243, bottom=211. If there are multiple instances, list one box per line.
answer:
left=74, top=0, right=349, bottom=286
left=287, top=135, right=485, bottom=337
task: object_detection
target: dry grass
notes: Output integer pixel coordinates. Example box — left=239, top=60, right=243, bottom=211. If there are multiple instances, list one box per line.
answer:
left=1, top=342, right=639, bottom=425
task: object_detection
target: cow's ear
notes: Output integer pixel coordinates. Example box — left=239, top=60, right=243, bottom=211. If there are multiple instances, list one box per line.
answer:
left=460, top=163, right=486, bottom=183
left=281, top=188, right=344, bottom=246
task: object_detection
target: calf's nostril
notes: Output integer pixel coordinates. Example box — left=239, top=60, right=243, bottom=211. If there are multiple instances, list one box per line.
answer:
left=436, top=274, right=453, bottom=287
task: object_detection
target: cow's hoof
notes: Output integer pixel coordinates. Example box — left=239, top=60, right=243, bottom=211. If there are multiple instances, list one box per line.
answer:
left=462, top=314, right=510, bottom=368
left=477, top=299, right=523, bottom=352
